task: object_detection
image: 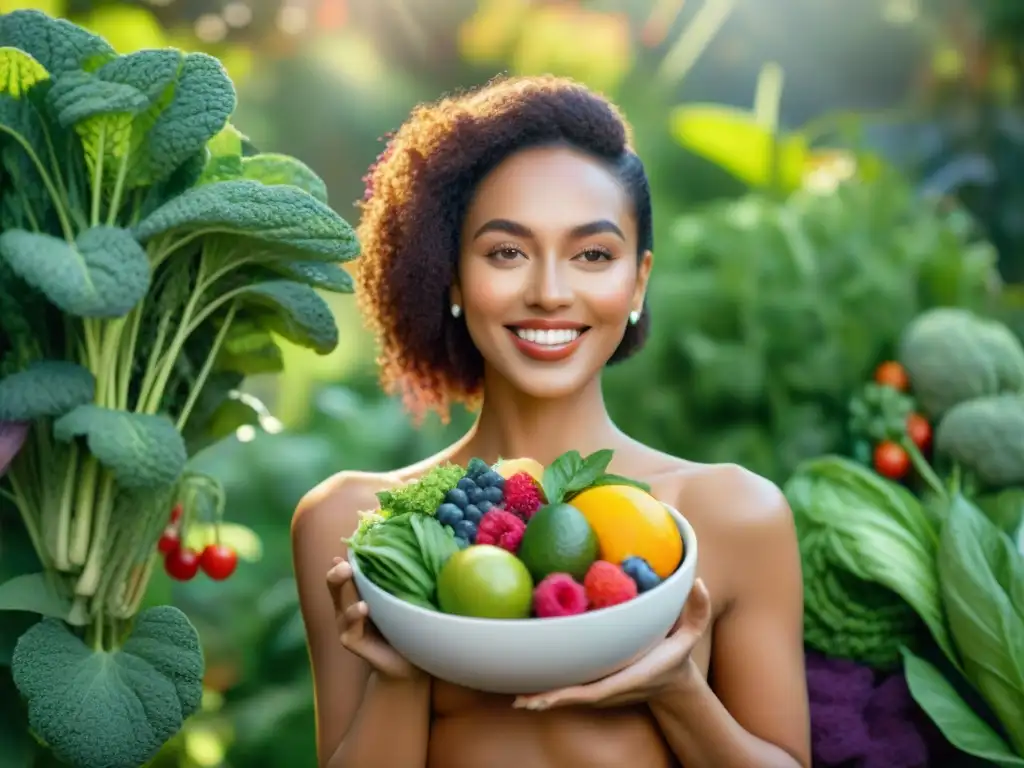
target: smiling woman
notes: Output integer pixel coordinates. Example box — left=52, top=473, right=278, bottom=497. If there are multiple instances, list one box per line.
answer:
left=292, top=74, right=812, bottom=768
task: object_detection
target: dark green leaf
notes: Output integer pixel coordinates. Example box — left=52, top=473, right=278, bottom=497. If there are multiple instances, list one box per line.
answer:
left=584, top=473, right=652, bottom=494
left=48, top=70, right=151, bottom=126
left=0, top=226, right=149, bottom=317
left=53, top=405, right=187, bottom=490
left=0, top=669, right=34, bottom=767
left=236, top=280, right=339, bottom=354
left=0, top=573, right=69, bottom=619
left=562, top=449, right=614, bottom=495
left=216, top=321, right=284, bottom=375
left=0, top=90, right=52, bottom=225
left=902, top=647, right=1024, bottom=765
left=0, top=11, right=115, bottom=76
left=268, top=260, right=354, bottom=292
left=133, top=179, right=360, bottom=262
left=11, top=605, right=204, bottom=768
left=242, top=153, right=329, bottom=204
left=0, top=361, right=95, bottom=421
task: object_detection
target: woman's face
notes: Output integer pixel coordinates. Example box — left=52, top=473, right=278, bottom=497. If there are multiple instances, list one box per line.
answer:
left=454, top=145, right=652, bottom=401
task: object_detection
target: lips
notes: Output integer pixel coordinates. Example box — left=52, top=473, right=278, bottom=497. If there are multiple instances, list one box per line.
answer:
left=511, top=327, right=584, bottom=346
left=505, top=323, right=590, bottom=362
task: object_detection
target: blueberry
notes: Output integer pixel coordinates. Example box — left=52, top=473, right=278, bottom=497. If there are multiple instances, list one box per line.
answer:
left=466, top=457, right=490, bottom=478
left=457, top=477, right=477, bottom=493
left=480, top=470, right=504, bottom=489
left=463, top=504, right=483, bottom=524
left=477, top=500, right=493, bottom=514
left=621, top=556, right=662, bottom=593
left=468, top=486, right=486, bottom=505
left=483, top=486, right=504, bottom=504
left=436, top=503, right=464, bottom=527
left=445, top=487, right=469, bottom=509
left=453, top=519, right=478, bottom=543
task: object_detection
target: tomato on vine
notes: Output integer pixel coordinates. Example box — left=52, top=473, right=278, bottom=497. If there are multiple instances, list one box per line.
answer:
left=874, top=361, right=909, bottom=392
left=165, top=547, right=201, bottom=581
left=906, top=413, right=932, bottom=451
left=200, top=544, right=238, bottom=581
left=874, top=440, right=910, bottom=480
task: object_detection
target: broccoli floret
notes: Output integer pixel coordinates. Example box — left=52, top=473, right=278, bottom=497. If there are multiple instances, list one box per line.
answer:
left=897, top=308, right=1024, bottom=418
left=375, top=462, right=466, bottom=517
left=934, top=393, right=1024, bottom=487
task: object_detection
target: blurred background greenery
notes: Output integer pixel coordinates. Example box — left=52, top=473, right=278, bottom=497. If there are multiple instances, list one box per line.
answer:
left=9, top=0, right=1024, bottom=764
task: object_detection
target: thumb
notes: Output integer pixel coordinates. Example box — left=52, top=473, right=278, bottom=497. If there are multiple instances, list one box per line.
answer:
left=670, top=578, right=712, bottom=637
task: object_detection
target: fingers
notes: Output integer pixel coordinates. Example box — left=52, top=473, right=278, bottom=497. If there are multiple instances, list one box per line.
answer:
left=670, top=577, right=713, bottom=637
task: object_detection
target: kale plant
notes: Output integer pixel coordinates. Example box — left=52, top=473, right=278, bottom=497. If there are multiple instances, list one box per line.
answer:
left=0, top=11, right=359, bottom=767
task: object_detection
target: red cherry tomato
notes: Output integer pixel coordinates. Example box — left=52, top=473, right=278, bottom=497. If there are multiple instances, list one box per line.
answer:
left=165, top=547, right=200, bottom=581
left=200, top=544, right=238, bottom=581
left=157, top=526, right=180, bottom=555
left=169, top=503, right=183, bottom=524
left=874, top=441, right=910, bottom=480
left=906, top=413, right=932, bottom=451
left=874, top=361, right=909, bottom=392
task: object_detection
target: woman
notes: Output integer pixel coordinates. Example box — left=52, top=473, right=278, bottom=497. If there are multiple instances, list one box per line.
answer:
left=292, top=75, right=811, bottom=768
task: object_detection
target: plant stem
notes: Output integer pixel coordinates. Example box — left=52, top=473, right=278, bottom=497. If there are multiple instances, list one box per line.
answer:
left=90, top=128, right=105, bottom=227
left=75, top=470, right=116, bottom=598
left=0, top=124, right=76, bottom=241
left=68, top=454, right=98, bottom=568
left=903, top=439, right=946, bottom=499
left=177, top=301, right=238, bottom=431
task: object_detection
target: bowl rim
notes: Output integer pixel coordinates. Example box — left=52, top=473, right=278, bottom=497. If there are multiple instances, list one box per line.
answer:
left=348, top=503, right=698, bottom=628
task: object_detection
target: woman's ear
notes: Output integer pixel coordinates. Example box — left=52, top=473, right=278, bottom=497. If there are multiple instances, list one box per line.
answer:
left=634, top=250, right=653, bottom=311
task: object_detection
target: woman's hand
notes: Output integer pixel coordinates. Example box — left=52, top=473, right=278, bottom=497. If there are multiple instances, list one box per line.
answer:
left=327, top=557, right=422, bottom=680
left=512, top=578, right=713, bottom=711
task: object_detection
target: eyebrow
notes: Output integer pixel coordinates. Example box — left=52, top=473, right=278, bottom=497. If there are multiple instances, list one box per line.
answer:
left=472, top=218, right=625, bottom=241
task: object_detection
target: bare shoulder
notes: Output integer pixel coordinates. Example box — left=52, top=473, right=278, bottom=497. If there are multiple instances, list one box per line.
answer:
left=675, top=461, right=792, bottom=531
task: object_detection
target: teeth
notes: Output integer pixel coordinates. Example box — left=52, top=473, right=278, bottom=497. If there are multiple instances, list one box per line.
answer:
left=515, top=328, right=581, bottom=346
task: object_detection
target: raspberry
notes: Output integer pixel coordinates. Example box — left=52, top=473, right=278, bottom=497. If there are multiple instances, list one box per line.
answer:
left=475, top=509, right=526, bottom=554
left=584, top=561, right=638, bottom=609
left=503, top=472, right=543, bottom=520
left=621, top=556, right=662, bottom=593
left=533, top=573, right=588, bottom=618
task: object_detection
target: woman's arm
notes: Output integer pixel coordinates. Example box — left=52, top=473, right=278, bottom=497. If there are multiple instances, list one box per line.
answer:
left=292, top=472, right=431, bottom=768
left=650, top=470, right=811, bottom=768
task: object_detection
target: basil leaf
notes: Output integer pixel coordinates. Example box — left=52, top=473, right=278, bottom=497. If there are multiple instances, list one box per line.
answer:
left=562, top=449, right=614, bottom=496
left=542, top=450, right=584, bottom=505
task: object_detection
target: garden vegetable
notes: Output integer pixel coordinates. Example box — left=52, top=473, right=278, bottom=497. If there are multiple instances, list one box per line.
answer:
left=873, top=441, right=910, bottom=480
left=933, top=393, right=1024, bottom=487
left=897, top=307, right=1024, bottom=418
left=874, top=361, right=909, bottom=391
left=375, top=462, right=466, bottom=519
left=0, top=11, right=359, bottom=766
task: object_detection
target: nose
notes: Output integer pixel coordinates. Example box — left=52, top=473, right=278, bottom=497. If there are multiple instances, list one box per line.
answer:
left=524, top=256, right=573, bottom=312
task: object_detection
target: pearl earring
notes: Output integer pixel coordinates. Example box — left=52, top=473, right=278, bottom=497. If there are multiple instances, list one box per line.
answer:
left=451, top=304, right=462, bottom=318
left=629, top=310, right=640, bottom=326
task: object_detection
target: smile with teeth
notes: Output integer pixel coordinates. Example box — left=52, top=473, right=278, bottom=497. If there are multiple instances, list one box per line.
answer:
left=513, top=328, right=583, bottom=346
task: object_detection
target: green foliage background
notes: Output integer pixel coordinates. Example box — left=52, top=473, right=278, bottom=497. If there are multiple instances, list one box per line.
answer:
left=5, top=0, right=1024, bottom=765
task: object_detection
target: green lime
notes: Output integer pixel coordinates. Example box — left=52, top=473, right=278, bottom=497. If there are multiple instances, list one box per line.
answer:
left=436, top=545, right=534, bottom=619
left=517, top=503, right=598, bottom=582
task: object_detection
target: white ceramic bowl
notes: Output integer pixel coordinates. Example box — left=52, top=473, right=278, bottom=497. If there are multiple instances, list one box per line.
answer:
left=348, top=504, right=698, bottom=695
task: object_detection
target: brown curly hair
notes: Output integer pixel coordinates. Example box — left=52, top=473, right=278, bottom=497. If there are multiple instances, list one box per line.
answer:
left=355, top=74, right=654, bottom=422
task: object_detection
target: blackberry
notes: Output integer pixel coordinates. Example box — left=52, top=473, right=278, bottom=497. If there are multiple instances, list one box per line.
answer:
left=445, top=487, right=469, bottom=509
left=453, top=519, right=478, bottom=544
left=463, top=504, right=483, bottom=524
left=621, top=557, right=662, bottom=593
left=482, top=486, right=504, bottom=504
left=436, top=503, right=463, bottom=527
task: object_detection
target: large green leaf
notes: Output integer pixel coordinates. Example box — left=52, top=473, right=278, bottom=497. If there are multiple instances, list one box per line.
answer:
left=0, top=226, right=149, bottom=317
left=903, top=648, right=1024, bottom=766
left=217, top=321, right=284, bottom=375
left=237, top=280, right=339, bottom=354
left=0, top=361, right=95, bottom=421
left=0, top=51, right=53, bottom=226
left=242, top=153, right=329, bottom=203
left=11, top=605, right=204, bottom=768
left=0, top=573, right=70, bottom=619
left=0, top=47, right=50, bottom=97
left=0, top=11, right=115, bottom=76
left=197, top=122, right=246, bottom=185
left=938, top=496, right=1024, bottom=754
left=53, top=405, right=187, bottom=490
left=133, top=179, right=360, bottom=262
left=268, top=260, right=354, bottom=292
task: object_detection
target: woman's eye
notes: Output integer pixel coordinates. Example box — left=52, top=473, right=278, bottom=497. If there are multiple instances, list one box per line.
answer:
left=489, top=247, right=523, bottom=261
left=576, top=249, right=612, bottom=263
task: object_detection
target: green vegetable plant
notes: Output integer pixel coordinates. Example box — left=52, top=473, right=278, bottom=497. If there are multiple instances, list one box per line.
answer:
left=0, top=11, right=358, bottom=767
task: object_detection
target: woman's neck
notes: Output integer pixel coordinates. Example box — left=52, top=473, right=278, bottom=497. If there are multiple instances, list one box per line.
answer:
left=459, top=372, right=625, bottom=467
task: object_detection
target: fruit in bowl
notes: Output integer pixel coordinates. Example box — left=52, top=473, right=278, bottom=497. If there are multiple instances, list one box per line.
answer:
left=343, top=449, right=698, bottom=694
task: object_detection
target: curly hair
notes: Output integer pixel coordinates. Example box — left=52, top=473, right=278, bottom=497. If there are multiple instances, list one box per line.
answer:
left=355, top=74, right=654, bottom=422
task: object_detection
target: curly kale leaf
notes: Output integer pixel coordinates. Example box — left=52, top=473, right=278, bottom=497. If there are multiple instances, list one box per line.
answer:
left=133, top=179, right=359, bottom=262
left=0, top=11, right=115, bottom=76
left=0, top=361, right=95, bottom=421
left=0, top=226, right=150, bottom=317
left=11, top=605, right=203, bottom=768
left=53, top=405, right=187, bottom=490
